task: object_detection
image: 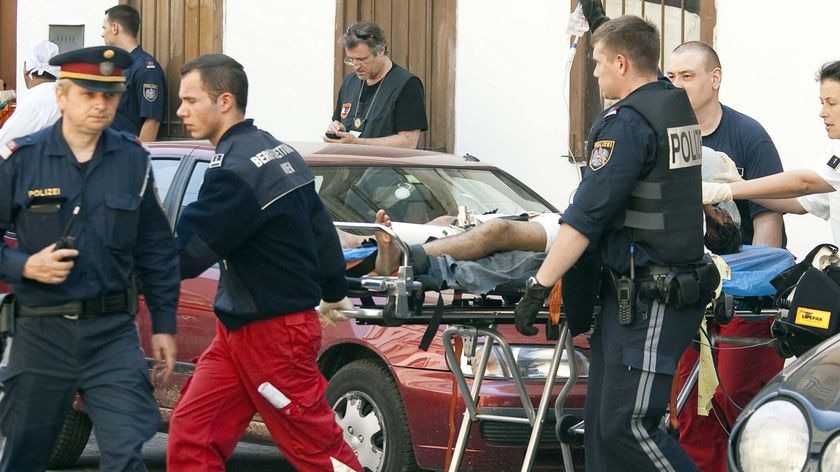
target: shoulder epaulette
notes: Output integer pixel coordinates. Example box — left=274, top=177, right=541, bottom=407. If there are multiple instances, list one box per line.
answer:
left=0, top=136, right=32, bottom=160
left=117, top=130, right=144, bottom=148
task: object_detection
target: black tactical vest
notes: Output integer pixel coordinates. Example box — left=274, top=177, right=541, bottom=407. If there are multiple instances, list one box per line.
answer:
left=337, top=64, right=412, bottom=138
left=618, top=88, right=704, bottom=264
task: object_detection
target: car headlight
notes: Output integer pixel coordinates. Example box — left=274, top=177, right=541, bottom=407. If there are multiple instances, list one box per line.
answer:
left=821, top=434, right=840, bottom=472
left=735, top=400, right=809, bottom=472
left=458, top=344, right=589, bottom=380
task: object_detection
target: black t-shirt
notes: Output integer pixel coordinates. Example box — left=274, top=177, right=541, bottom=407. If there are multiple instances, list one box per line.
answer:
left=703, top=105, right=785, bottom=245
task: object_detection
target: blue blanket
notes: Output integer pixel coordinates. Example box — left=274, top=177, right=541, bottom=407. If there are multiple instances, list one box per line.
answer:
left=720, top=245, right=795, bottom=297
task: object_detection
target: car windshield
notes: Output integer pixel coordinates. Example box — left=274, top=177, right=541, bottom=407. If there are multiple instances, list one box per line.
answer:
left=312, top=165, right=555, bottom=224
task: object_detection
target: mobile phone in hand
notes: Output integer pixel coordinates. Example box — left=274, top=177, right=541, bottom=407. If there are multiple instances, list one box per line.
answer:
left=325, top=130, right=339, bottom=139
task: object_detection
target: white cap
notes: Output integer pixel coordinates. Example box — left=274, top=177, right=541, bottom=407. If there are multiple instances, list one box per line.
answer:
left=24, top=39, right=60, bottom=79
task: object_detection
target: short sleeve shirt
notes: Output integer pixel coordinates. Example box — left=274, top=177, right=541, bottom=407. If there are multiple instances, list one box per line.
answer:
left=703, top=105, right=785, bottom=244
left=111, top=46, right=166, bottom=136
left=798, top=140, right=840, bottom=243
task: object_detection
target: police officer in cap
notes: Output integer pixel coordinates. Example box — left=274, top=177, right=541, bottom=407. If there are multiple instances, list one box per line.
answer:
left=514, top=16, right=717, bottom=472
left=0, top=46, right=178, bottom=471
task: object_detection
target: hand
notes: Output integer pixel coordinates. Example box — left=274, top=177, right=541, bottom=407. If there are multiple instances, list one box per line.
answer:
left=581, top=0, right=608, bottom=32
left=702, top=182, right=733, bottom=205
left=22, top=243, right=78, bottom=284
left=150, top=333, right=177, bottom=386
left=318, top=297, right=354, bottom=325
left=514, top=277, right=552, bottom=336
left=711, top=151, right=742, bottom=183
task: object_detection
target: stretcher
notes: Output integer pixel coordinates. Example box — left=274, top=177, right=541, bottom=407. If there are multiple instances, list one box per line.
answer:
left=335, top=221, right=579, bottom=472
left=333, top=222, right=796, bottom=472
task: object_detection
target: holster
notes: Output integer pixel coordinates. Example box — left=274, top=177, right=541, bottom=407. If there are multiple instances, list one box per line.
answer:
left=663, top=258, right=720, bottom=309
left=562, top=251, right=602, bottom=335
left=606, top=257, right=721, bottom=321
left=0, top=293, right=15, bottom=336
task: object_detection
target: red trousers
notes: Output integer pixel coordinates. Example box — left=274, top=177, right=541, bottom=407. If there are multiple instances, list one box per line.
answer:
left=166, top=311, right=362, bottom=472
left=675, top=317, right=785, bottom=472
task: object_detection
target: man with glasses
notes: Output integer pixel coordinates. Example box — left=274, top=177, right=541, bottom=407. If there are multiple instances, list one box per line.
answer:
left=325, top=21, right=427, bottom=149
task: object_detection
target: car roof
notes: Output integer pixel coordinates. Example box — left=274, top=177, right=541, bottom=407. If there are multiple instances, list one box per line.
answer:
left=148, top=140, right=497, bottom=169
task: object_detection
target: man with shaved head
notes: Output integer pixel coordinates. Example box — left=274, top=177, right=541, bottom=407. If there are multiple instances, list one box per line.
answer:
left=667, top=41, right=786, bottom=472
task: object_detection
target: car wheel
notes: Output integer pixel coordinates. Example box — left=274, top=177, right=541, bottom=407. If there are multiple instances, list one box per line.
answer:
left=47, top=410, right=92, bottom=469
left=327, top=358, right=417, bottom=472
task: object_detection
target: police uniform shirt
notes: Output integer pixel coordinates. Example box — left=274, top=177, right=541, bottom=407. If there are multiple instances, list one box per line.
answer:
left=111, top=46, right=165, bottom=136
left=176, top=120, right=347, bottom=329
left=0, top=81, right=61, bottom=145
left=331, top=66, right=428, bottom=135
left=560, top=81, right=669, bottom=273
left=703, top=105, right=785, bottom=244
left=798, top=140, right=840, bottom=244
left=0, top=122, right=179, bottom=333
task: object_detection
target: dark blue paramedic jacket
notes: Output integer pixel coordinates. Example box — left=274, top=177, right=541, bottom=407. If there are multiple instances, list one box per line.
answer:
left=176, top=120, right=347, bottom=330
left=0, top=121, right=179, bottom=333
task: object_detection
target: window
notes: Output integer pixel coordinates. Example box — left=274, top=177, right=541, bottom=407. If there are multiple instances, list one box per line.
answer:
left=150, top=158, right=182, bottom=204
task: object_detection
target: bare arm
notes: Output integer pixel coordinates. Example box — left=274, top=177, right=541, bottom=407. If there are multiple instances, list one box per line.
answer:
left=731, top=169, right=834, bottom=199
left=534, top=223, right=591, bottom=286
left=751, top=198, right=808, bottom=215
left=324, top=129, right=421, bottom=149
left=750, top=211, right=783, bottom=247
left=138, top=118, right=161, bottom=142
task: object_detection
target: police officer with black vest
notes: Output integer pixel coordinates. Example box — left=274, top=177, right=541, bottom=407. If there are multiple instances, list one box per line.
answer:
left=0, top=46, right=178, bottom=471
left=513, top=16, right=718, bottom=472
left=325, top=20, right=428, bottom=149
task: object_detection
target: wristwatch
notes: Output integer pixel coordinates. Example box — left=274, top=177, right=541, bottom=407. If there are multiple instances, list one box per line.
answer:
left=526, top=276, right=549, bottom=290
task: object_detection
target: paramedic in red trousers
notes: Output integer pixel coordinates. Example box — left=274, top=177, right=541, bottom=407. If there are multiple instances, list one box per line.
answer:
left=514, top=15, right=718, bottom=472
left=666, top=41, right=786, bottom=472
left=165, top=54, right=363, bottom=472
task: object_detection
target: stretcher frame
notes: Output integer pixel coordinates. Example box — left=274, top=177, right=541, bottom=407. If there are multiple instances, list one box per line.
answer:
left=334, top=222, right=784, bottom=472
left=334, top=222, right=580, bottom=472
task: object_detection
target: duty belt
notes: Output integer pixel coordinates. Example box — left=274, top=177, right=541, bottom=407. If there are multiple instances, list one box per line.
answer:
left=17, top=292, right=131, bottom=320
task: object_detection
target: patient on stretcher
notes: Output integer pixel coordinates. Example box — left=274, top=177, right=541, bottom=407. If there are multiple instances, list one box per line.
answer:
left=341, top=203, right=745, bottom=295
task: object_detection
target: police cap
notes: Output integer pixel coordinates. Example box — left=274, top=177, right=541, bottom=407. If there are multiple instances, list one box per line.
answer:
left=49, top=46, right=133, bottom=93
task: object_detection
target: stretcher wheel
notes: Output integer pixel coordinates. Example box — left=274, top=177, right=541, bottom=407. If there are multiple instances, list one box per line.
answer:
left=556, top=413, right=584, bottom=446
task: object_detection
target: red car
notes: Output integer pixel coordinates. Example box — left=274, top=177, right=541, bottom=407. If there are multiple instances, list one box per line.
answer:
left=22, top=141, right=588, bottom=471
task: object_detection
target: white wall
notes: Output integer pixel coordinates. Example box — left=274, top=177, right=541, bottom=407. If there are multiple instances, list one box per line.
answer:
left=455, top=0, right=580, bottom=212
left=224, top=0, right=337, bottom=142
left=715, top=2, right=840, bottom=257
left=14, top=0, right=114, bottom=99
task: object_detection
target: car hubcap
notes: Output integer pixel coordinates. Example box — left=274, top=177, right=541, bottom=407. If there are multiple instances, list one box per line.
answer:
left=332, top=391, right=385, bottom=472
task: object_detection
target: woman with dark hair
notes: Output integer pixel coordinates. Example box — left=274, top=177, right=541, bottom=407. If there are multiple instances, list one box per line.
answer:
left=704, top=61, right=840, bottom=245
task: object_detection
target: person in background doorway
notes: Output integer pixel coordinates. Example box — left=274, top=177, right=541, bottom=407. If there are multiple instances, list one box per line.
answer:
left=102, top=4, right=166, bottom=142
left=325, top=20, right=427, bottom=149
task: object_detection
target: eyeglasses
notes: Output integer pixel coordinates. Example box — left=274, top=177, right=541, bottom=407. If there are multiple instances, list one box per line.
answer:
left=343, top=56, right=371, bottom=66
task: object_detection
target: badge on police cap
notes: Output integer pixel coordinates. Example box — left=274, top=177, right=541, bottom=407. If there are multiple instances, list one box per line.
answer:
left=49, top=46, right=132, bottom=93
left=589, top=140, right=615, bottom=172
